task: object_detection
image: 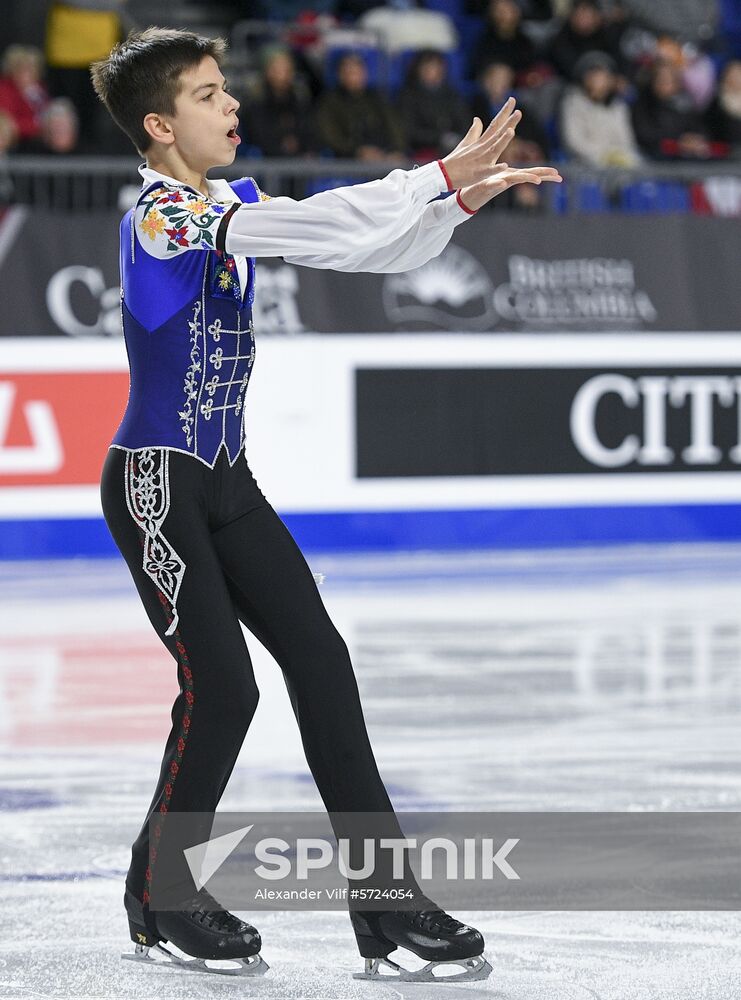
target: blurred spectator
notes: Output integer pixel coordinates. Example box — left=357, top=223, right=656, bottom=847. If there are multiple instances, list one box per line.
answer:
left=315, top=52, right=405, bottom=160
left=0, top=45, right=49, bottom=142
left=40, top=98, right=80, bottom=155
left=472, top=61, right=550, bottom=159
left=398, top=50, right=470, bottom=161
left=16, top=98, right=80, bottom=156
left=654, top=36, right=716, bottom=109
left=45, top=1, right=123, bottom=146
left=632, top=59, right=713, bottom=159
left=560, top=51, right=641, bottom=166
left=244, top=45, right=314, bottom=157
left=471, top=0, right=539, bottom=80
left=705, top=60, right=741, bottom=158
left=549, top=0, right=625, bottom=80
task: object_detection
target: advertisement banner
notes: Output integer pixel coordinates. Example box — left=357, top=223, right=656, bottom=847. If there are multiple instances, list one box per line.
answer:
left=356, top=367, right=741, bottom=478
left=0, top=371, right=128, bottom=486
left=1, top=208, right=740, bottom=336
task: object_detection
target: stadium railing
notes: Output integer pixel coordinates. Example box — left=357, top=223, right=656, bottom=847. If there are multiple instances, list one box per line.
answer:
left=2, top=155, right=741, bottom=215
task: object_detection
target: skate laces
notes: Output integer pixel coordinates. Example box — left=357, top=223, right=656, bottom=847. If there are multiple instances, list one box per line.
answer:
left=193, top=908, right=246, bottom=933
left=411, top=909, right=465, bottom=934
left=190, top=889, right=250, bottom=935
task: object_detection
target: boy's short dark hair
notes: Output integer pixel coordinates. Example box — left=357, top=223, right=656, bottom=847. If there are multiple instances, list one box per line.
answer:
left=91, top=26, right=226, bottom=155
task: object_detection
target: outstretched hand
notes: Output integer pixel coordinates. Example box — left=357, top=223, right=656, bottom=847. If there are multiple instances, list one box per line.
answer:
left=440, top=98, right=562, bottom=211
left=459, top=164, right=562, bottom=211
left=440, top=99, right=521, bottom=188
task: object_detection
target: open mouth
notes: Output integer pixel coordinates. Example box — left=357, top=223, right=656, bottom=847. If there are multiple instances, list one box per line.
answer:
left=227, top=125, right=240, bottom=145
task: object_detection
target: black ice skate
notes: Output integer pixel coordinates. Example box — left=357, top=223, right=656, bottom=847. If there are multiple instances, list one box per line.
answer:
left=350, top=907, right=492, bottom=982
left=122, top=887, right=269, bottom=976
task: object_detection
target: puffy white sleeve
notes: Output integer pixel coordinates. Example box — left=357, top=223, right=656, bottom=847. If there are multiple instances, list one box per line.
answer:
left=283, top=191, right=475, bottom=273
left=222, top=160, right=461, bottom=267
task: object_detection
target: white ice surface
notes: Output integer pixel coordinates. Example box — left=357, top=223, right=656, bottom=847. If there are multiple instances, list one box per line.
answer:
left=0, top=544, right=739, bottom=999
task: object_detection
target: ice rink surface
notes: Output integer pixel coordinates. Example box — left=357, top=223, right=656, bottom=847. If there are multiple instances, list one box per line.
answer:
left=0, top=544, right=739, bottom=1000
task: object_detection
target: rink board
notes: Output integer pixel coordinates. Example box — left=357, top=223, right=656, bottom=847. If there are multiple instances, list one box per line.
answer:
left=0, top=334, right=740, bottom=558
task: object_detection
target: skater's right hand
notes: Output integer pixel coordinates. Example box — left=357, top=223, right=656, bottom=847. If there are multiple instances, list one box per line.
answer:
left=440, top=99, right=522, bottom=190
left=457, top=163, right=562, bottom=212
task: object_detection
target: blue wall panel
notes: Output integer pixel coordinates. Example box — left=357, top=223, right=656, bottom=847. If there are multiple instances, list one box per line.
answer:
left=1, top=504, right=740, bottom=560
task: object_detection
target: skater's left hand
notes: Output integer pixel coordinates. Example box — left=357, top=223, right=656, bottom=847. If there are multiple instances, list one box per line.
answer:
left=458, top=164, right=563, bottom=212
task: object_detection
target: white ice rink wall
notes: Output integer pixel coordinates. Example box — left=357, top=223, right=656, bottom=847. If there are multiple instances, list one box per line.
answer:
left=1, top=332, right=740, bottom=558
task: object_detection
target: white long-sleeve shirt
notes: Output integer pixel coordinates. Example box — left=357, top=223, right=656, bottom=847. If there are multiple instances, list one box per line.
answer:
left=135, top=160, right=475, bottom=295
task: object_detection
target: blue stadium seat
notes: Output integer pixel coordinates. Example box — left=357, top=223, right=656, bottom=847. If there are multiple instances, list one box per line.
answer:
left=620, top=180, right=691, bottom=214
left=422, top=0, right=467, bottom=18
left=576, top=181, right=611, bottom=213
left=388, top=47, right=467, bottom=93
left=457, top=14, right=487, bottom=71
left=549, top=180, right=610, bottom=214
left=550, top=177, right=570, bottom=214
left=719, top=0, right=741, bottom=56
left=419, top=0, right=486, bottom=83
left=720, top=0, right=741, bottom=33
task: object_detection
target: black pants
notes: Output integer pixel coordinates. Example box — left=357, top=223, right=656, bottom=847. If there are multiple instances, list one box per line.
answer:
left=101, top=444, right=419, bottom=911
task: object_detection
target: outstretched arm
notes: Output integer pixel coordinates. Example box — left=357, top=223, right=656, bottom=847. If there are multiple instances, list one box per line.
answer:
left=222, top=159, right=454, bottom=261
left=135, top=159, right=452, bottom=259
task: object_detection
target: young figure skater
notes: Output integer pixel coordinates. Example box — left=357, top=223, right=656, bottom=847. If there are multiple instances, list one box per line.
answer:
left=91, top=27, right=560, bottom=982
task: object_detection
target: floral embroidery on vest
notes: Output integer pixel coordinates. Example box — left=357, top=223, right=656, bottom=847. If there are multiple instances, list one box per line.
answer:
left=210, top=249, right=242, bottom=303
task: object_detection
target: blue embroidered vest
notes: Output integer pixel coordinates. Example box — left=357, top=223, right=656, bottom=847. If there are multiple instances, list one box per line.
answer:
left=112, top=177, right=259, bottom=467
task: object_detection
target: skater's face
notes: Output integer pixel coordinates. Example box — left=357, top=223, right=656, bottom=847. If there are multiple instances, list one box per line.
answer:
left=143, top=55, right=241, bottom=171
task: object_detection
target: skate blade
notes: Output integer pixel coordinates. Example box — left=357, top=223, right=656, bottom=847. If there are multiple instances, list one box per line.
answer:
left=121, top=942, right=269, bottom=977
left=353, top=954, right=492, bottom=983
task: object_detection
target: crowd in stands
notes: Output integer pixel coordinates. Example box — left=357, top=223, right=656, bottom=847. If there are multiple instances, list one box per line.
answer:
left=0, top=45, right=83, bottom=158
left=1, top=0, right=740, bottom=177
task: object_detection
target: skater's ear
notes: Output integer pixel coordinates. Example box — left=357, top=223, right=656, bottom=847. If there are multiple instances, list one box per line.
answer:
left=142, top=111, right=176, bottom=149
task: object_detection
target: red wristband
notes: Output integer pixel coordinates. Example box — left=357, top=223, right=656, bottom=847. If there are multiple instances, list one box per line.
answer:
left=437, top=159, right=454, bottom=192
left=455, top=189, right=477, bottom=215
